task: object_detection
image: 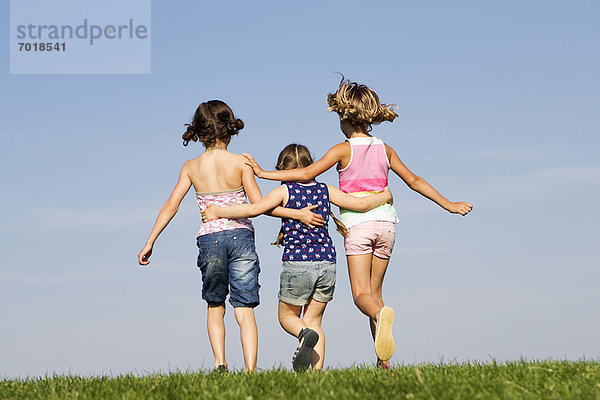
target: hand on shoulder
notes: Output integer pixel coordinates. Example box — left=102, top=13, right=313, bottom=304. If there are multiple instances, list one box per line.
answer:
left=242, top=153, right=265, bottom=177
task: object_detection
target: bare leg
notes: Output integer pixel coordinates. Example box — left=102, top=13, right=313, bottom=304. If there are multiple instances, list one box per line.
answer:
left=302, top=298, right=328, bottom=370
left=207, top=303, right=227, bottom=369
left=234, top=307, right=258, bottom=372
left=278, top=301, right=305, bottom=337
left=347, top=254, right=382, bottom=320
left=369, top=255, right=391, bottom=367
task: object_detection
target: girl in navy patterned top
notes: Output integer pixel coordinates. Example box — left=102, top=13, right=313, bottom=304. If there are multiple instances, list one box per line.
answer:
left=281, top=181, right=336, bottom=262
left=202, top=144, right=392, bottom=371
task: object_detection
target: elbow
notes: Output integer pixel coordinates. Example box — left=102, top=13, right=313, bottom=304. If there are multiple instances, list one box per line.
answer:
left=248, top=205, right=261, bottom=218
left=163, top=202, right=179, bottom=215
left=408, top=175, right=423, bottom=191
left=358, top=200, right=370, bottom=212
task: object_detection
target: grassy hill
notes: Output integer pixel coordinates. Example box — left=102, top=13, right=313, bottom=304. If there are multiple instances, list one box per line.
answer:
left=2, top=360, right=599, bottom=399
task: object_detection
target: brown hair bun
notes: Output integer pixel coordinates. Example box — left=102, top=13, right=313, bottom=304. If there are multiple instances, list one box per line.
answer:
left=182, top=100, right=244, bottom=147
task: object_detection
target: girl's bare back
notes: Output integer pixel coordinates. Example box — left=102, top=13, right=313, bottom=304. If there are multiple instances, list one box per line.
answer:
left=187, top=150, right=246, bottom=193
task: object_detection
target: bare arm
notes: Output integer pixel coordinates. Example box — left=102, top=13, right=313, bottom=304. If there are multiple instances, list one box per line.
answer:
left=138, top=162, right=193, bottom=265
left=243, top=142, right=348, bottom=181
left=242, top=164, right=323, bottom=227
left=386, top=144, right=473, bottom=215
left=327, top=185, right=393, bottom=212
left=202, top=186, right=287, bottom=221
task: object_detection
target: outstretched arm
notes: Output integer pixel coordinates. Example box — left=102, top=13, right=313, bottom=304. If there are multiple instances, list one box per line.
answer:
left=202, top=186, right=287, bottom=221
left=138, top=162, right=192, bottom=265
left=242, top=164, right=323, bottom=227
left=328, top=185, right=393, bottom=212
left=243, top=142, right=348, bottom=182
left=386, top=144, right=473, bottom=215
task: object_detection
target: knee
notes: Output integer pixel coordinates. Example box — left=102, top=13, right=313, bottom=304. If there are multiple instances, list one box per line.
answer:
left=277, top=315, right=287, bottom=329
left=234, top=307, right=256, bottom=323
left=353, top=285, right=371, bottom=300
left=353, top=292, right=369, bottom=307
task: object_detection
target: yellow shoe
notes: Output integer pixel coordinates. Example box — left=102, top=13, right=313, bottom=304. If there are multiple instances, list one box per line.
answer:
left=374, top=306, right=395, bottom=361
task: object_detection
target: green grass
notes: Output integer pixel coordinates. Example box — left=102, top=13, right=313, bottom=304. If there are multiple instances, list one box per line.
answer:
left=2, top=360, right=599, bottom=400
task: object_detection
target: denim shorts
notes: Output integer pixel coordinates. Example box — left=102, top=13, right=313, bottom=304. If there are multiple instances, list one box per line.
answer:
left=196, top=228, right=260, bottom=308
left=279, top=261, right=336, bottom=306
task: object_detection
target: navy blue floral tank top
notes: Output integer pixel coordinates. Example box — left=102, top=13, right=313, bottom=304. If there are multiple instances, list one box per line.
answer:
left=281, top=181, right=336, bottom=262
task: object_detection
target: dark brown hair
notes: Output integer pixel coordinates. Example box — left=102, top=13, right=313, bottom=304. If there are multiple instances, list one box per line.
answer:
left=182, top=100, right=244, bottom=147
left=275, top=144, right=314, bottom=171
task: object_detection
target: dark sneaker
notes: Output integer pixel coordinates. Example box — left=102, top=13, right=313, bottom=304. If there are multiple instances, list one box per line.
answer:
left=214, top=364, right=228, bottom=373
left=292, top=328, right=319, bottom=372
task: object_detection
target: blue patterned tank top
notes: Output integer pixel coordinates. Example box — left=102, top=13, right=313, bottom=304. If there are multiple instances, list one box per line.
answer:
left=281, top=181, right=336, bottom=262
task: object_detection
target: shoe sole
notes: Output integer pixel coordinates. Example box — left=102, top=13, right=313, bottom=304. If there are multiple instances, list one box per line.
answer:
left=293, top=330, right=319, bottom=371
left=374, top=306, right=395, bottom=361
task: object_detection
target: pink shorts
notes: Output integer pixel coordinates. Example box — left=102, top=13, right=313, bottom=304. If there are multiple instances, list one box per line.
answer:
left=344, top=221, right=396, bottom=259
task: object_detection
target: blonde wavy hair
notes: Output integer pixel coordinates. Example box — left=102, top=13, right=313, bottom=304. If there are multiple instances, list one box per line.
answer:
left=327, top=74, right=398, bottom=132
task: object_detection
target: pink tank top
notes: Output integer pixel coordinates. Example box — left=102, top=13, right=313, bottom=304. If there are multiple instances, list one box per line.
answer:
left=337, top=136, right=398, bottom=228
left=339, top=136, right=390, bottom=193
left=195, top=187, right=254, bottom=237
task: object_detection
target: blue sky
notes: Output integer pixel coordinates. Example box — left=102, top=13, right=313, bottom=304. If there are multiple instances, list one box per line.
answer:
left=1, top=1, right=599, bottom=376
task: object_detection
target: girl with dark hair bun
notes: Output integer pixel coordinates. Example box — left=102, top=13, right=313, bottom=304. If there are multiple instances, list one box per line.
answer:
left=202, top=144, right=393, bottom=371
left=138, top=100, right=323, bottom=373
left=242, top=76, right=473, bottom=369
left=182, top=100, right=245, bottom=148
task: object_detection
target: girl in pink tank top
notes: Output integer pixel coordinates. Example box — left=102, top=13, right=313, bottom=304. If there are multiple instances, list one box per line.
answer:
left=243, top=75, right=473, bottom=369
left=337, top=136, right=398, bottom=229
